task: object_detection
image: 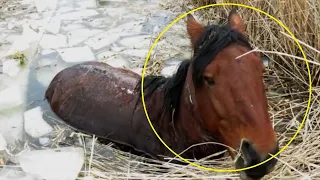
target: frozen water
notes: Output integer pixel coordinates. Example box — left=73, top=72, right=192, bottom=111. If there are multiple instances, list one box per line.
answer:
left=160, top=65, right=179, bottom=77
left=0, top=168, right=40, bottom=180
left=24, top=107, right=53, bottom=138
left=39, top=34, right=68, bottom=49
left=57, top=46, right=96, bottom=63
left=0, top=108, right=24, bottom=145
left=67, top=28, right=104, bottom=46
left=119, top=35, right=152, bottom=49
left=34, top=0, right=58, bottom=12
left=2, top=59, right=21, bottom=77
left=18, top=147, right=84, bottom=180
left=0, top=133, right=7, bottom=151
left=0, top=85, right=23, bottom=111
left=104, top=56, right=130, bottom=68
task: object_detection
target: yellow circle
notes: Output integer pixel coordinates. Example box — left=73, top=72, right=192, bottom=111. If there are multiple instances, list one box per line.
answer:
left=140, top=3, right=312, bottom=173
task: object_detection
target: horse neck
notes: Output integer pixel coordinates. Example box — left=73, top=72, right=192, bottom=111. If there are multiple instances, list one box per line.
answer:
left=174, top=70, right=209, bottom=144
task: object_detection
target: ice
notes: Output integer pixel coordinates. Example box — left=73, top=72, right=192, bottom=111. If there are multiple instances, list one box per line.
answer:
left=2, top=59, right=21, bottom=77
left=5, top=25, right=41, bottom=61
left=0, top=133, right=7, bottom=151
left=67, top=28, right=103, bottom=46
left=59, top=10, right=99, bottom=21
left=38, top=137, right=50, bottom=146
left=104, top=56, right=130, bottom=68
left=160, top=65, right=179, bottom=77
left=57, top=46, right=96, bottom=63
left=43, top=17, right=61, bottom=34
left=0, top=109, right=24, bottom=145
left=119, top=35, right=151, bottom=49
left=0, top=168, right=40, bottom=180
left=36, top=66, right=59, bottom=87
left=121, top=49, right=149, bottom=58
left=39, top=34, right=68, bottom=49
left=18, top=147, right=84, bottom=180
left=34, top=0, right=58, bottom=13
left=24, top=107, right=53, bottom=138
left=0, top=85, right=23, bottom=111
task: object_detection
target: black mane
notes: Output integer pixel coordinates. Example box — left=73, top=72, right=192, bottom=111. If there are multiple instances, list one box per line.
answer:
left=135, top=23, right=252, bottom=118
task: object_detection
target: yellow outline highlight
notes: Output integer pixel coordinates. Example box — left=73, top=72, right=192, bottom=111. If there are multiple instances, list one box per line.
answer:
left=140, top=3, right=312, bottom=173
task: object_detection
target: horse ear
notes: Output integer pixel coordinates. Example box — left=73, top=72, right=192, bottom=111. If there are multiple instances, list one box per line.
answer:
left=187, top=14, right=205, bottom=46
left=228, top=9, right=247, bottom=38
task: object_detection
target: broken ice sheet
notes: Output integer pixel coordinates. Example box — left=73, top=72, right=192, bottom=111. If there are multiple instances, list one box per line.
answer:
left=24, top=106, right=53, bottom=138
left=18, top=147, right=84, bottom=180
left=39, top=34, right=68, bottom=49
left=0, top=85, right=23, bottom=111
left=2, top=59, right=22, bottom=77
left=57, top=46, right=96, bottom=63
left=34, top=0, right=58, bottom=13
left=160, top=65, right=179, bottom=77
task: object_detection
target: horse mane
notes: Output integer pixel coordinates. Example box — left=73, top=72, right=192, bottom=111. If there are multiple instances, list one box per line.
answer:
left=135, top=23, right=252, bottom=118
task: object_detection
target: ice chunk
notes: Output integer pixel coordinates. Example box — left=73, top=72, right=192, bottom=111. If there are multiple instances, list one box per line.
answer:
left=34, top=0, right=58, bottom=13
left=103, top=56, right=130, bottom=68
left=0, top=85, right=23, bottom=111
left=6, top=25, right=41, bottom=61
left=43, top=17, right=61, bottom=34
left=57, top=46, right=96, bottom=63
left=119, top=35, right=151, bottom=49
left=0, top=168, right=39, bottom=180
left=0, top=133, right=7, bottom=151
left=2, top=59, right=21, bottom=77
left=36, top=66, right=59, bottom=87
left=24, top=107, right=53, bottom=138
left=0, top=109, right=24, bottom=145
left=39, top=34, right=68, bottom=49
left=59, top=10, right=99, bottom=21
left=18, top=147, right=84, bottom=180
left=160, top=65, right=179, bottom=77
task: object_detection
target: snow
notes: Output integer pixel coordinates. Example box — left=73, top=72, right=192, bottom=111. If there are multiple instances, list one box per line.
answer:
left=18, top=147, right=84, bottom=180
left=23, top=107, right=53, bottom=138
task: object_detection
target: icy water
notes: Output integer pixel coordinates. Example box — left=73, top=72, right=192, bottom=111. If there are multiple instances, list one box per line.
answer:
left=0, top=0, right=193, bottom=178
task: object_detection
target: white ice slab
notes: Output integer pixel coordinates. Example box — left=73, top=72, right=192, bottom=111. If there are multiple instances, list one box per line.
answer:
left=0, top=133, right=7, bottom=151
left=121, top=49, right=149, bottom=58
left=43, top=17, right=61, bottom=34
left=57, top=46, right=95, bottom=63
left=160, top=65, right=179, bottom=77
left=0, top=85, right=23, bottom=111
left=0, top=109, right=24, bottom=145
left=67, top=28, right=103, bottom=46
left=18, top=147, right=84, bottom=180
left=5, top=25, right=41, bottom=61
left=119, top=35, right=151, bottom=49
left=59, top=10, right=99, bottom=21
left=34, top=0, right=58, bottom=13
left=103, top=56, right=130, bottom=68
left=2, top=59, right=21, bottom=77
left=24, top=107, right=53, bottom=138
left=39, top=34, right=68, bottom=49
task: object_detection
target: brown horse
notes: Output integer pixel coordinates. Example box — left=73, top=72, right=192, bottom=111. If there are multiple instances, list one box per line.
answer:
left=45, top=9, right=279, bottom=180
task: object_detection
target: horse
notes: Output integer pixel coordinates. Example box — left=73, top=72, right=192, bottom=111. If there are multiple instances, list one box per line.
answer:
left=45, top=9, right=279, bottom=180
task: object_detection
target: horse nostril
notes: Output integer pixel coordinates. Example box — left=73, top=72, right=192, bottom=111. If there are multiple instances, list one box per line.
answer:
left=240, top=139, right=260, bottom=166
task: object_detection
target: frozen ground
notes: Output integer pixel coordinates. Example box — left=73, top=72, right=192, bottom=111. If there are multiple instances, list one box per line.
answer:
left=0, top=0, right=194, bottom=179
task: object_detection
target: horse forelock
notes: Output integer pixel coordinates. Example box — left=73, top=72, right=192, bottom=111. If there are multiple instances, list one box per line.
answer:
left=191, top=24, right=253, bottom=86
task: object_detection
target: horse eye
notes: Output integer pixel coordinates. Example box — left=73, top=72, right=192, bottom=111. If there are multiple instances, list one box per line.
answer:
left=204, top=76, right=215, bottom=85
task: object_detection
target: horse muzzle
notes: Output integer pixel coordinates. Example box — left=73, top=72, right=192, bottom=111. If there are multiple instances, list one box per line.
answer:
left=235, top=139, right=279, bottom=180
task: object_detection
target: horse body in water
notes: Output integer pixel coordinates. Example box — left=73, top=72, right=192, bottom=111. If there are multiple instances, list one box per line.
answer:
left=46, top=9, right=279, bottom=180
